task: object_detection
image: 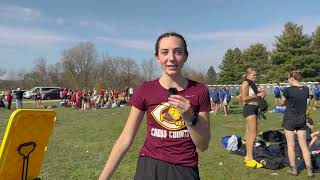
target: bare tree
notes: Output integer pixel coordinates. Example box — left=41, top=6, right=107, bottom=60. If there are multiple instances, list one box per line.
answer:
left=6, top=69, right=18, bottom=89
left=61, top=42, right=97, bottom=88
left=118, top=57, right=141, bottom=90
left=47, top=62, right=64, bottom=87
left=182, top=64, right=206, bottom=83
left=33, top=57, right=48, bottom=85
left=141, top=58, right=159, bottom=81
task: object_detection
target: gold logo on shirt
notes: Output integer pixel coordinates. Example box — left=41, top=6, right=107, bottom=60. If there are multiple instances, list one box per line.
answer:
left=151, top=102, right=186, bottom=130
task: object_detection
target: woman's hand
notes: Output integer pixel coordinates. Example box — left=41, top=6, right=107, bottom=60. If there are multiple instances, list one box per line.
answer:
left=257, top=87, right=266, bottom=97
left=257, top=91, right=266, bottom=97
left=168, top=95, right=193, bottom=120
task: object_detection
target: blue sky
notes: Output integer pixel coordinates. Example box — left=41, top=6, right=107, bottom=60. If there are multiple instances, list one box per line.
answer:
left=1, top=0, right=320, bottom=74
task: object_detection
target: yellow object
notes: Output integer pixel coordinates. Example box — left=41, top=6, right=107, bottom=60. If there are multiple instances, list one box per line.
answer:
left=244, top=156, right=248, bottom=163
left=0, top=109, right=56, bottom=179
left=242, top=139, right=246, bottom=144
left=246, top=160, right=263, bottom=168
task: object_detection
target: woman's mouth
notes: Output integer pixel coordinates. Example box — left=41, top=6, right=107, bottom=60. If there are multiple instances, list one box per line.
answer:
left=167, top=65, right=178, bottom=70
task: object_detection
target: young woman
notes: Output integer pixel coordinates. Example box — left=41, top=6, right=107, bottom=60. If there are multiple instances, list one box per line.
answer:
left=280, top=71, right=313, bottom=177
left=240, top=67, right=265, bottom=168
left=99, top=32, right=211, bottom=180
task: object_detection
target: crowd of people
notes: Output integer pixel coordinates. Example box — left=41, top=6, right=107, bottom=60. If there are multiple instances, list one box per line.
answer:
left=0, top=87, right=134, bottom=110
left=59, top=87, right=134, bottom=110
left=209, top=87, right=232, bottom=116
left=0, top=88, right=23, bottom=110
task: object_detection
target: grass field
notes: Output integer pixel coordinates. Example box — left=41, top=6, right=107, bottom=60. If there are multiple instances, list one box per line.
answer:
left=0, top=98, right=320, bottom=180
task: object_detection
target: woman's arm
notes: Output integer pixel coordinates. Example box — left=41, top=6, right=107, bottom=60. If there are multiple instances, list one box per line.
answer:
left=168, top=95, right=210, bottom=152
left=99, top=106, right=145, bottom=180
left=279, top=95, right=286, bottom=106
left=186, top=111, right=210, bottom=152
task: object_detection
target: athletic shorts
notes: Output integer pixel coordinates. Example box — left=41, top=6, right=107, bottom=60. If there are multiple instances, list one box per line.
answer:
left=316, top=94, right=320, bottom=101
left=134, top=156, right=200, bottom=180
left=282, top=114, right=306, bottom=131
left=274, top=94, right=281, bottom=98
left=243, top=104, right=258, bottom=118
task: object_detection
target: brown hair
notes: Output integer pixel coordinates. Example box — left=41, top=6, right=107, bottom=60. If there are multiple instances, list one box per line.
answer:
left=288, top=70, right=302, bottom=81
left=154, top=32, right=188, bottom=57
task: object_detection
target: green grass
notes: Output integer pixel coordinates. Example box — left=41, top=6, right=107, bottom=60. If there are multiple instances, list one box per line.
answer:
left=0, top=98, right=320, bottom=179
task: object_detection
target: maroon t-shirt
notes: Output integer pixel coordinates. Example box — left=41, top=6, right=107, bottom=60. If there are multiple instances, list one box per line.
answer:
left=129, top=79, right=211, bottom=167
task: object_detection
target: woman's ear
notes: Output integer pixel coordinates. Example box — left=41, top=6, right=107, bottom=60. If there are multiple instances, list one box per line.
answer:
left=155, top=55, right=160, bottom=64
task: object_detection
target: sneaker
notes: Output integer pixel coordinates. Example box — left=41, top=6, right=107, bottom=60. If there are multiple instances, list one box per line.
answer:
left=246, top=160, right=263, bottom=168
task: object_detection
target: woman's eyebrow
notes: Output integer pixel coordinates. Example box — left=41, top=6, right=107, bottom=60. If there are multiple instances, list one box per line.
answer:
left=160, top=47, right=183, bottom=51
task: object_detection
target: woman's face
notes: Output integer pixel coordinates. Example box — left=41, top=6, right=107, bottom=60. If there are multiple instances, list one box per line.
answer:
left=247, top=71, right=257, bottom=81
left=155, top=36, right=187, bottom=76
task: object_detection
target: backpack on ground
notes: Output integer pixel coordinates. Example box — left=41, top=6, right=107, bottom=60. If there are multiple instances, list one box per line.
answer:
left=254, top=144, right=287, bottom=170
left=260, top=130, right=285, bottom=143
left=221, top=135, right=242, bottom=150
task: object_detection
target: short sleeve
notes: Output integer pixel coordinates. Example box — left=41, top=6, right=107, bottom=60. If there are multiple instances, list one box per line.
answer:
left=199, top=87, right=211, bottom=112
left=283, top=87, right=289, bottom=99
left=128, top=84, right=147, bottom=111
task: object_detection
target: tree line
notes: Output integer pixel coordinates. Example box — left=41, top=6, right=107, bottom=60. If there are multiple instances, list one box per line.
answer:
left=216, top=22, right=320, bottom=84
left=1, top=42, right=208, bottom=91
left=1, top=22, right=320, bottom=90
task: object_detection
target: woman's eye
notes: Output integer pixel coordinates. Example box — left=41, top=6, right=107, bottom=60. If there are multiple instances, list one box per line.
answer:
left=161, top=51, right=168, bottom=55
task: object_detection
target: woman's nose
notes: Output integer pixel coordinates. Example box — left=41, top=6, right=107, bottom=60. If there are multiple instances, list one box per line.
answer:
left=168, top=51, right=175, bottom=61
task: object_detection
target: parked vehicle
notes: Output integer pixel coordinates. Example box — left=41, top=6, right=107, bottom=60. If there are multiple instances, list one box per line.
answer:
left=23, top=87, right=61, bottom=99
left=41, top=89, right=61, bottom=100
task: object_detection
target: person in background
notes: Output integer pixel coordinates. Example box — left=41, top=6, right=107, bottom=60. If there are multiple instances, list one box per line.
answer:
left=212, top=87, right=220, bottom=115
left=280, top=70, right=313, bottom=177
left=122, top=91, right=127, bottom=101
left=0, top=96, right=5, bottom=108
left=280, top=83, right=287, bottom=96
left=241, top=67, right=265, bottom=168
left=60, top=89, right=63, bottom=102
left=1, top=89, right=5, bottom=98
left=99, top=32, right=211, bottom=180
left=15, top=88, right=23, bottom=109
left=218, top=87, right=224, bottom=112
left=314, top=83, right=320, bottom=110
left=6, top=90, right=12, bottom=110
left=274, top=83, right=281, bottom=106
left=128, top=87, right=134, bottom=100
left=113, top=89, right=119, bottom=104
left=223, top=89, right=231, bottom=116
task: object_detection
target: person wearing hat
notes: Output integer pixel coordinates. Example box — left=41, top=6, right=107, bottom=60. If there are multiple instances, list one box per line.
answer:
left=15, top=88, right=24, bottom=109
